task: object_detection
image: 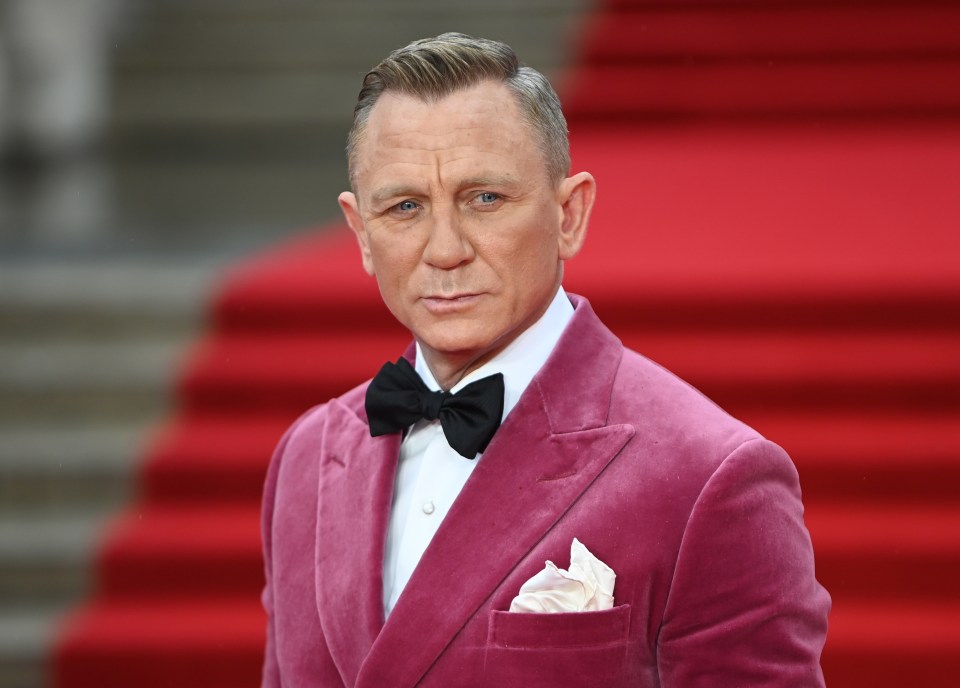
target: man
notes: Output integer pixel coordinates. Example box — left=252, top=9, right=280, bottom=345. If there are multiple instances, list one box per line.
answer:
left=261, top=33, right=830, bottom=687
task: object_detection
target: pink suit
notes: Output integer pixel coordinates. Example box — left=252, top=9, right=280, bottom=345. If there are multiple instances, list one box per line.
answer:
left=261, top=294, right=830, bottom=687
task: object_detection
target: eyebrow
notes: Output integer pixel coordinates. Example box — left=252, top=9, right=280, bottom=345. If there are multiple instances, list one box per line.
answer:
left=367, top=175, right=522, bottom=207
left=458, top=175, right=521, bottom=190
left=369, top=186, right=421, bottom=207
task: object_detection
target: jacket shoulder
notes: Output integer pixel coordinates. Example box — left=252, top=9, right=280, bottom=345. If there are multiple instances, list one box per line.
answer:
left=610, top=346, right=767, bottom=470
left=284, top=378, right=370, bottom=442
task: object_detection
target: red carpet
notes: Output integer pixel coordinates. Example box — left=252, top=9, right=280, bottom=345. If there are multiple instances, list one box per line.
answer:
left=55, top=2, right=960, bottom=686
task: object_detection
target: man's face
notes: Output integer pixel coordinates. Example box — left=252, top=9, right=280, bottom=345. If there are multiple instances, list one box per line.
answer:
left=340, top=80, right=594, bottom=382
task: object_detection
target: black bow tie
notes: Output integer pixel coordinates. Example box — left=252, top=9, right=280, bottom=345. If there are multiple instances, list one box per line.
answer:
left=365, top=357, right=504, bottom=460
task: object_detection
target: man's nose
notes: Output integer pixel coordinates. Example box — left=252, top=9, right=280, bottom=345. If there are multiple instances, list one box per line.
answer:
left=422, top=207, right=474, bottom=269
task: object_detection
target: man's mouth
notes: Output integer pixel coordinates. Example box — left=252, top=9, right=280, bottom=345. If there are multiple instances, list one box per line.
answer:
left=421, top=293, right=482, bottom=312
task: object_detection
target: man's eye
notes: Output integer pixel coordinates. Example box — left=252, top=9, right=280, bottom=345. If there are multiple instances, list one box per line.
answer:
left=394, top=200, right=419, bottom=212
left=476, top=192, right=500, bottom=204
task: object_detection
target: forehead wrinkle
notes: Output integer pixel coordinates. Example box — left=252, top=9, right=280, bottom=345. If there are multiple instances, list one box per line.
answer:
left=367, top=158, right=446, bottom=205
left=436, top=150, right=526, bottom=189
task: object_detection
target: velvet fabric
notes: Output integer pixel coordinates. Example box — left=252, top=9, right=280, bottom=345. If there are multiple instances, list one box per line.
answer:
left=260, top=294, right=830, bottom=687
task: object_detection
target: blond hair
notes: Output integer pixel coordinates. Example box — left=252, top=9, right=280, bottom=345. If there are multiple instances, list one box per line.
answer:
left=346, top=33, right=569, bottom=189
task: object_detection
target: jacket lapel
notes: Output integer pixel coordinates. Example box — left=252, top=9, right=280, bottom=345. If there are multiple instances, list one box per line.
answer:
left=315, top=399, right=399, bottom=686
left=356, top=297, right=635, bottom=688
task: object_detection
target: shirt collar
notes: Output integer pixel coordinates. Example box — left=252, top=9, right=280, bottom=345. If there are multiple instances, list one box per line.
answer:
left=414, top=287, right=574, bottom=421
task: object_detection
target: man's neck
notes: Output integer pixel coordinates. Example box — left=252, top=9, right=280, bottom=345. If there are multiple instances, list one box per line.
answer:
left=415, top=287, right=574, bottom=393
left=418, top=347, right=501, bottom=392
left=417, top=295, right=557, bottom=391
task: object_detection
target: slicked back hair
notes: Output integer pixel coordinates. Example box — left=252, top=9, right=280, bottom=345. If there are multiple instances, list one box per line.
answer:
left=346, top=33, right=570, bottom=190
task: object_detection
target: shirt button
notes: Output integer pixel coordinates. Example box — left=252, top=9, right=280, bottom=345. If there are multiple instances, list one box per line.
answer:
left=421, top=501, right=436, bottom=515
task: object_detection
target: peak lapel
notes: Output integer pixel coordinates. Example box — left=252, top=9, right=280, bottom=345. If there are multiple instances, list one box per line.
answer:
left=315, top=399, right=400, bottom=686
left=356, top=296, right=635, bottom=688
left=357, top=403, right=634, bottom=688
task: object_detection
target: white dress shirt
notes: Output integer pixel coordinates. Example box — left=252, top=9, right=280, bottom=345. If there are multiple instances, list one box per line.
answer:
left=382, top=288, right=575, bottom=616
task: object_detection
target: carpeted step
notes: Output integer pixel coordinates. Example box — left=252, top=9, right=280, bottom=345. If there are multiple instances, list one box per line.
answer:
left=621, top=330, right=960, bottom=411
left=744, top=410, right=960, bottom=504
left=562, top=60, right=960, bottom=119
left=140, top=413, right=295, bottom=504
left=210, top=231, right=386, bottom=333
left=54, top=598, right=265, bottom=688
left=807, top=503, right=960, bottom=604
left=569, top=124, right=960, bottom=295
left=174, top=328, right=960, bottom=415
left=564, top=1, right=960, bottom=118
left=823, top=601, right=960, bottom=687
left=94, top=505, right=262, bottom=599
left=52, top=574, right=960, bottom=688
left=88, top=491, right=960, bottom=605
left=210, top=224, right=960, bottom=334
left=175, top=329, right=408, bottom=413
left=578, top=5, right=960, bottom=62
left=138, top=409, right=960, bottom=507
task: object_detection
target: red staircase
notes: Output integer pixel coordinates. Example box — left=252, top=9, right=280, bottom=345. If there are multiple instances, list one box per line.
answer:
left=55, top=2, right=960, bottom=686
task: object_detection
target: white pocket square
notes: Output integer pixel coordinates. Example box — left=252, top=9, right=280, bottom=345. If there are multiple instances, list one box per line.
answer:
left=509, top=538, right=616, bottom=613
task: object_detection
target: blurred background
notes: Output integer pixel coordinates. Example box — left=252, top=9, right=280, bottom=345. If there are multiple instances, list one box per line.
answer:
left=1, top=1, right=958, bottom=687
left=0, top=1, right=586, bottom=686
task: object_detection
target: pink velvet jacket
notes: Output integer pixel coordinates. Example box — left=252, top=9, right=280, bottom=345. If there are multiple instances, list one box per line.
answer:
left=261, top=295, right=830, bottom=687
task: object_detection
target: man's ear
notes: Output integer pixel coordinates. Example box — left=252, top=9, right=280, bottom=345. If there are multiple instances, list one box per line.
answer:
left=338, top=191, right=375, bottom=276
left=556, top=171, right=596, bottom=261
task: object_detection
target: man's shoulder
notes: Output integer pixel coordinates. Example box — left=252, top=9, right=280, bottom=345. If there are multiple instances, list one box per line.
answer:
left=284, top=378, right=371, bottom=443
left=331, top=378, right=371, bottom=417
left=560, top=295, right=763, bottom=453
left=611, top=345, right=765, bottom=460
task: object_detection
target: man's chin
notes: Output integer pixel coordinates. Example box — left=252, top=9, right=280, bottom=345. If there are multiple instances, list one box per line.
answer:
left=414, top=328, right=497, bottom=361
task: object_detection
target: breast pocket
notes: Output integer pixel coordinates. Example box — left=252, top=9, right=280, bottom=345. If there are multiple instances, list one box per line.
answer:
left=482, top=604, right=633, bottom=688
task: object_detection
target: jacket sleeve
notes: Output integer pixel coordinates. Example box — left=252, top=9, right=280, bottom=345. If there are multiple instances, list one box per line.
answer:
left=260, top=419, right=299, bottom=688
left=657, top=438, right=831, bottom=687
